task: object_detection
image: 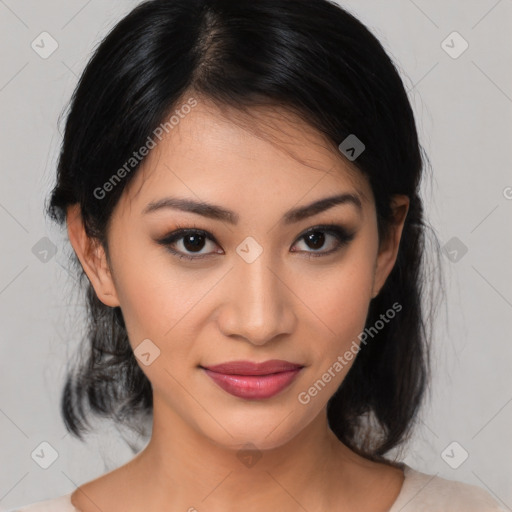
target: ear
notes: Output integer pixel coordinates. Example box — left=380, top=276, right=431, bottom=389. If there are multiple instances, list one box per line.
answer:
left=371, top=194, right=410, bottom=299
left=66, top=204, right=120, bottom=308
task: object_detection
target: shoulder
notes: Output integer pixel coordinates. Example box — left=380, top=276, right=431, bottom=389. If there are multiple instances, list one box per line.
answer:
left=5, top=493, right=77, bottom=512
left=390, top=464, right=507, bottom=512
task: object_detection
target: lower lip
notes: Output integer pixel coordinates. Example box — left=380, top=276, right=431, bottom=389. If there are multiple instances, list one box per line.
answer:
left=202, top=368, right=302, bottom=400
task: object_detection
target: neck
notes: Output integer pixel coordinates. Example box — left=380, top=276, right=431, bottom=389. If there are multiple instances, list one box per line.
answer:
left=129, top=395, right=362, bottom=511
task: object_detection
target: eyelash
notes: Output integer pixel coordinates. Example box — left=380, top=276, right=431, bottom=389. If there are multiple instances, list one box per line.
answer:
left=157, top=223, right=356, bottom=261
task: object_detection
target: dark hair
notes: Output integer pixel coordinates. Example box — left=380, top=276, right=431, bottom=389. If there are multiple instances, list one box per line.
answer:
left=46, top=0, right=443, bottom=463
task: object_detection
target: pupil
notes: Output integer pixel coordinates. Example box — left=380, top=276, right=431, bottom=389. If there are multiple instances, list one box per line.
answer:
left=184, top=234, right=205, bottom=252
left=306, top=232, right=325, bottom=250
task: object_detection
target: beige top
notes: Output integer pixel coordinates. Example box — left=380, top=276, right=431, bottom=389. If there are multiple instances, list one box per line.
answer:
left=7, top=463, right=507, bottom=511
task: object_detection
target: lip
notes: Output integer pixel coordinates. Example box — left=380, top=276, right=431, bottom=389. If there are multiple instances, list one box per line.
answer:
left=201, top=359, right=304, bottom=400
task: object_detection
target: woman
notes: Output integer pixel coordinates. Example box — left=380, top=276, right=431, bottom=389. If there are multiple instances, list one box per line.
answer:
left=10, top=0, right=505, bottom=510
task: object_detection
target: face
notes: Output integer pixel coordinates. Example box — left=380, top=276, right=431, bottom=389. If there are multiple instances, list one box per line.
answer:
left=67, top=100, right=408, bottom=451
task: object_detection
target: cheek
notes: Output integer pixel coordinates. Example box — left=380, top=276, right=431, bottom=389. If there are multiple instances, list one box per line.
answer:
left=303, top=248, right=376, bottom=359
left=111, top=238, right=220, bottom=364
left=312, top=253, right=375, bottom=320
left=116, top=268, right=204, bottom=347
left=107, top=234, right=180, bottom=343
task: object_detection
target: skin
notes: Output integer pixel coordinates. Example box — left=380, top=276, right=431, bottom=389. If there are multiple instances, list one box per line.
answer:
left=66, top=99, right=409, bottom=512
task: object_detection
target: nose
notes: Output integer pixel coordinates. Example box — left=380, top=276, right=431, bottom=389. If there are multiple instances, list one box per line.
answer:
left=217, top=251, right=296, bottom=346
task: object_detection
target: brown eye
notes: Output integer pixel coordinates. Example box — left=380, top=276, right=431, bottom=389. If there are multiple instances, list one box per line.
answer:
left=157, top=228, right=221, bottom=261
left=157, top=223, right=355, bottom=262
left=291, top=224, right=355, bottom=258
left=181, top=233, right=207, bottom=253
left=303, top=231, right=327, bottom=250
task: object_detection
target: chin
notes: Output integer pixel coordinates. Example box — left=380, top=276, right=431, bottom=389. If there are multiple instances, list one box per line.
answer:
left=194, top=403, right=319, bottom=454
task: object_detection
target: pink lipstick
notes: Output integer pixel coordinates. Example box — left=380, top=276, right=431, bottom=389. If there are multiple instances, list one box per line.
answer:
left=201, top=360, right=303, bottom=400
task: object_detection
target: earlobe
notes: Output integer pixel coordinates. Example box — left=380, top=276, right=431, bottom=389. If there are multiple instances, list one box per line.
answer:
left=371, top=195, right=410, bottom=299
left=66, top=204, right=120, bottom=308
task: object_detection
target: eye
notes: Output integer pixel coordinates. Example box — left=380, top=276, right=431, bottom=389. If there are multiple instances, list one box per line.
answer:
left=157, top=225, right=221, bottom=261
left=291, top=224, right=355, bottom=258
left=156, top=223, right=356, bottom=261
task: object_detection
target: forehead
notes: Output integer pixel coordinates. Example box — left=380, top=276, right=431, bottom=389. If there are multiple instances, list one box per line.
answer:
left=114, top=100, right=372, bottom=219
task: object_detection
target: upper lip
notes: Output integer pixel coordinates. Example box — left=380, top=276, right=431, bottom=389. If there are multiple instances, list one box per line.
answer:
left=202, top=359, right=304, bottom=375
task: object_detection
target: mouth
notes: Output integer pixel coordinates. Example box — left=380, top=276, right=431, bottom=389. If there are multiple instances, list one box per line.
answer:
left=200, top=360, right=304, bottom=400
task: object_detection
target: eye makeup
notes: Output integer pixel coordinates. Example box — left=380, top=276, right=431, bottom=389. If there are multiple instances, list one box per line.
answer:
left=155, top=222, right=357, bottom=262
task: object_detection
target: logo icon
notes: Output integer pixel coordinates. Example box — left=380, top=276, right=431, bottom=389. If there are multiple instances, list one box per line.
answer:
left=31, top=441, right=59, bottom=469
left=32, top=237, right=58, bottom=263
left=237, top=442, right=263, bottom=468
left=441, top=441, right=469, bottom=469
left=236, top=237, right=263, bottom=264
left=338, top=134, right=365, bottom=161
left=31, top=32, right=59, bottom=59
left=134, top=338, right=161, bottom=366
left=441, top=32, right=469, bottom=59
left=443, top=236, right=468, bottom=263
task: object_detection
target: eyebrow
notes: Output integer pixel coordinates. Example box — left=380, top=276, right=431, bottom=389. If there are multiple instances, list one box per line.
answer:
left=143, top=192, right=363, bottom=225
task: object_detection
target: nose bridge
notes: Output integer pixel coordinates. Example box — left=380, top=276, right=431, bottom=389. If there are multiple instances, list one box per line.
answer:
left=223, top=247, right=292, bottom=345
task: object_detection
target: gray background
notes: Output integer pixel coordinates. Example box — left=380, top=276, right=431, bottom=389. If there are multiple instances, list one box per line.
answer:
left=1, top=0, right=511, bottom=509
